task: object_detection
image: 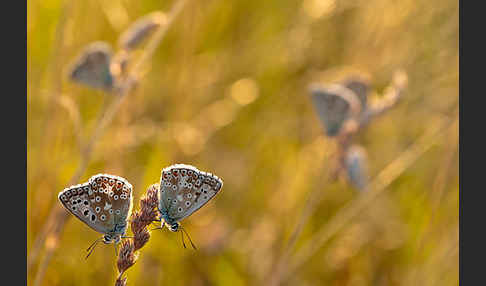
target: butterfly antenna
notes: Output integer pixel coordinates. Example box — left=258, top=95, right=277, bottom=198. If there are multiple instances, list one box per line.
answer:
left=181, top=226, right=197, bottom=250
left=85, top=237, right=102, bottom=260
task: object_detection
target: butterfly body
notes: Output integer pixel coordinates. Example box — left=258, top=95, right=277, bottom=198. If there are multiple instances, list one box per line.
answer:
left=157, top=164, right=223, bottom=232
left=58, top=174, right=133, bottom=246
left=159, top=210, right=181, bottom=232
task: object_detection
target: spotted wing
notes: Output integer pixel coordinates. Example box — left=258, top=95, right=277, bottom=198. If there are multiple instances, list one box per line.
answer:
left=309, top=84, right=361, bottom=136
left=58, top=174, right=133, bottom=236
left=69, top=42, right=114, bottom=91
left=158, top=164, right=223, bottom=223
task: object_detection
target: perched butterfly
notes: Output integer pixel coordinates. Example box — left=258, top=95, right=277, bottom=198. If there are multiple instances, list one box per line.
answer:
left=309, top=83, right=362, bottom=137
left=68, top=42, right=115, bottom=91
left=157, top=164, right=223, bottom=249
left=58, top=174, right=133, bottom=258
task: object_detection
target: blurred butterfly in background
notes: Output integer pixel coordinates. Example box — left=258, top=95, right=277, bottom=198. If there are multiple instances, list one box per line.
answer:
left=68, top=42, right=115, bottom=92
left=156, top=164, right=223, bottom=249
left=309, top=82, right=363, bottom=137
left=58, top=174, right=133, bottom=258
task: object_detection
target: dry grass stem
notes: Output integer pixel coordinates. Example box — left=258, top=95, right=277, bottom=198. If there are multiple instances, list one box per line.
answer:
left=56, top=96, right=84, bottom=150
left=117, top=240, right=137, bottom=274
left=114, top=276, right=127, bottom=286
left=115, top=183, right=160, bottom=285
left=411, top=111, right=458, bottom=284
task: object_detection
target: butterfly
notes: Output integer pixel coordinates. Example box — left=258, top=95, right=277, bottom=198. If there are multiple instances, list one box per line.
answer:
left=68, top=42, right=115, bottom=91
left=309, top=83, right=362, bottom=137
left=156, top=164, right=223, bottom=249
left=58, top=174, right=133, bottom=258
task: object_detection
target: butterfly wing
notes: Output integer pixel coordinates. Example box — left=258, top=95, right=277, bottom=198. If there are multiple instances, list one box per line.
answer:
left=69, top=42, right=114, bottom=91
left=158, top=164, right=223, bottom=223
left=309, top=84, right=361, bottom=136
left=58, top=174, right=133, bottom=236
left=89, top=174, right=133, bottom=236
left=118, top=11, right=164, bottom=50
left=58, top=182, right=104, bottom=234
left=342, top=77, right=369, bottom=109
left=345, top=145, right=369, bottom=191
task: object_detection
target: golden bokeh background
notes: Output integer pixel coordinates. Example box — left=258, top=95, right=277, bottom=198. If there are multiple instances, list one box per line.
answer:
left=28, top=0, right=458, bottom=285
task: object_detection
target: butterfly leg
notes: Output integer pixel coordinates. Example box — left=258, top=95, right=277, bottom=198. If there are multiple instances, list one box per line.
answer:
left=180, top=229, right=187, bottom=249
left=180, top=226, right=197, bottom=250
left=114, top=242, right=118, bottom=257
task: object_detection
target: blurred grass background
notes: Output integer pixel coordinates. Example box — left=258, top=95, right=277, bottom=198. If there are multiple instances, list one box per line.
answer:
left=27, top=0, right=458, bottom=285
